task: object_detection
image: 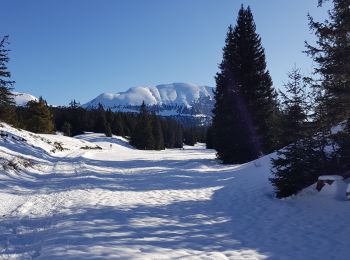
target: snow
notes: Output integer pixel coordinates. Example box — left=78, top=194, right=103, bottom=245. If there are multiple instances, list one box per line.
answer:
left=82, top=82, right=214, bottom=108
left=318, top=175, right=344, bottom=181
left=1, top=123, right=350, bottom=259
left=12, top=92, right=38, bottom=106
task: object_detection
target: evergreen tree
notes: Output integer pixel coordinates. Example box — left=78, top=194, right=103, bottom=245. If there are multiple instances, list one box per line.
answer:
left=302, top=0, right=350, bottom=180
left=231, top=6, right=278, bottom=153
left=206, top=126, right=215, bottom=149
left=306, top=0, right=350, bottom=123
left=270, top=67, right=317, bottom=198
left=183, top=127, right=196, bottom=146
left=152, top=115, right=165, bottom=150
left=94, top=103, right=107, bottom=133
left=333, top=120, right=350, bottom=174
left=130, top=102, right=155, bottom=150
left=111, top=113, right=125, bottom=136
left=279, top=67, right=309, bottom=146
left=25, top=97, right=54, bottom=133
left=173, top=121, right=183, bottom=148
left=0, top=36, right=16, bottom=124
left=104, top=122, right=112, bottom=137
left=62, top=121, right=72, bottom=136
left=105, top=108, right=113, bottom=125
left=213, top=6, right=277, bottom=163
left=69, top=99, right=80, bottom=109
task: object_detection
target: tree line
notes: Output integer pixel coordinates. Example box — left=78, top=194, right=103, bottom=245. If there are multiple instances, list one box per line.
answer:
left=211, top=1, right=350, bottom=198
left=0, top=36, right=207, bottom=150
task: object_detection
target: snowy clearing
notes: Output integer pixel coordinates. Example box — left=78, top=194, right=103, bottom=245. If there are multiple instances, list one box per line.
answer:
left=1, top=123, right=350, bottom=260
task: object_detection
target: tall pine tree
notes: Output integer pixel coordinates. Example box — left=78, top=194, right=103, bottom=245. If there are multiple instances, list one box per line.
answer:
left=212, top=6, right=278, bottom=164
left=270, top=68, right=317, bottom=198
left=152, top=114, right=165, bottom=150
left=0, top=36, right=16, bottom=124
left=130, top=102, right=155, bottom=150
left=306, top=0, right=350, bottom=123
left=306, top=0, right=350, bottom=176
left=279, top=67, right=310, bottom=146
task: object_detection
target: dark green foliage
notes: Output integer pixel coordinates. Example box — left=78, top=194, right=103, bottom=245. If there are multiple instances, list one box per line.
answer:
left=230, top=6, right=279, bottom=153
left=270, top=138, right=323, bottom=198
left=305, top=0, right=350, bottom=123
left=25, top=97, right=54, bottom=133
left=270, top=68, right=316, bottom=198
left=130, top=102, right=155, bottom=150
left=104, top=122, right=112, bottom=137
left=331, top=120, right=350, bottom=175
left=206, top=126, right=215, bottom=149
left=111, top=113, right=125, bottom=136
left=0, top=36, right=16, bottom=124
left=279, top=67, right=310, bottom=146
left=184, top=127, right=196, bottom=146
left=183, top=126, right=207, bottom=146
left=62, top=121, right=72, bottom=136
left=271, top=0, right=350, bottom=198
left=94, top=104, right=107, bottom=133
left=152, top=115, right=165, bottom=150
left=212, top=6, right=278, bottom=164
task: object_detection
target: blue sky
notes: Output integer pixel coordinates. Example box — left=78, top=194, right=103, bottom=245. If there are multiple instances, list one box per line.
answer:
left=1, top=0, right=329, bottom=105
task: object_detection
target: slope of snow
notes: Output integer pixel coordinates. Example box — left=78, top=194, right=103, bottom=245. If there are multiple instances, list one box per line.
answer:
left=1, top=123, right=350, bottom=259
left=83, top=83, right=214, bottom=108
left=12, top=92, right=38, bottom=106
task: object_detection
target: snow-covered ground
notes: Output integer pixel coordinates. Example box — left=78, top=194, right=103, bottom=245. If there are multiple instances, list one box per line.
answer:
left=1, top=123, right=350, bottom=260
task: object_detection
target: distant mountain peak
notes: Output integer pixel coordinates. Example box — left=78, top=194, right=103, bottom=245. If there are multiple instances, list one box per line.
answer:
left=12, top=92, right=38, bottom=106
left=83, top=83, right=215, bottom=125
left=83, top=83, right=214, bottom=109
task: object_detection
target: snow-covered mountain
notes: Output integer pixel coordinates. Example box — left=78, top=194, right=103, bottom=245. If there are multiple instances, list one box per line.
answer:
left=12, top=92, right=38, bottom=106
left=83, top=83, right=215, bottom=125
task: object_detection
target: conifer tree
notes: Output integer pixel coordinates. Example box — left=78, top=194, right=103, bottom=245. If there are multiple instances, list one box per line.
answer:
left=306, top=0, right=350, bottom=123
left=231, top=6, right=278, bottom=153
left=67, top=100, right=86, bottom=135
left=112, top=113, right=125, bottom=136
left=270, top=68, right=317, bottom=198
left=0, top=36, right=16, bottom=123
left=279, top=67, right=309, bottom=146
left=212, top=6, right=277, bottom=163
left=206, top=126, right=215, bottom=149
left=130, top=102, right=155, bottom=150
left=152, top=115, right=165, bottom=150
left=304, top=0, right=350, bottom=179
left=105, top=108, right=114, bottom=125
left=104, top=122, right=112, bottom=137
left=62, top=121, right=72, bottom=136
left=25, top=97, right=54, bottom=133
left=94, top=103, right=107, bottom=133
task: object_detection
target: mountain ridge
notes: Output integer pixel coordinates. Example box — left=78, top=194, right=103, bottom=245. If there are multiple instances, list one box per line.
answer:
left=83, top=83, right=214, bottom=108
left=83, top=83, right=215, bottom=125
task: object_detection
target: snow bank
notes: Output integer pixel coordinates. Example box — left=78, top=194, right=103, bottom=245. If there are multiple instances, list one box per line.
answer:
left=318, top=175, right=344, bottom=181
left=1, top=123, right=350, bottom=259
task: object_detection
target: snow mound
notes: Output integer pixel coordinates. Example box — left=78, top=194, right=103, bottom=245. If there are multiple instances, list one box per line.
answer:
left=0, top=122, right=98, bottom=165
